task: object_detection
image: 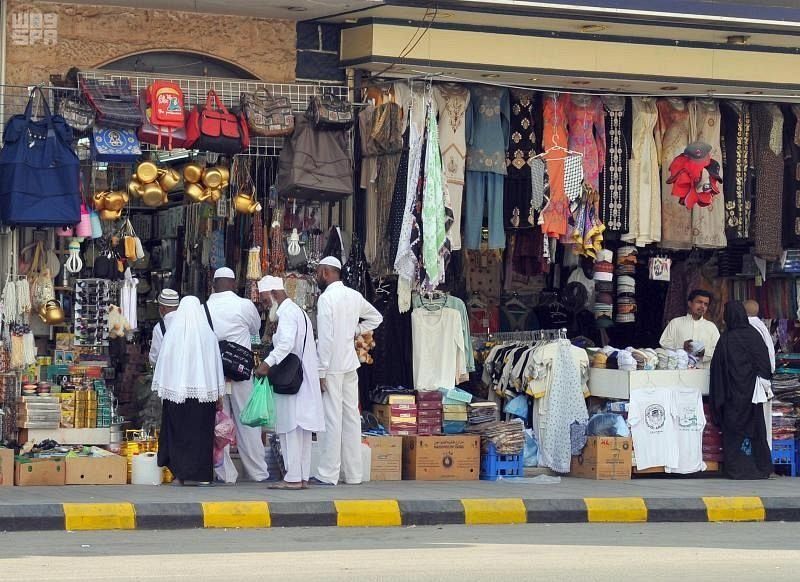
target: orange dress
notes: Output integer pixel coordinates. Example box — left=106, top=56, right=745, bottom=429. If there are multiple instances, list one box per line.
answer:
left=540, top=94, right=571, bottom=238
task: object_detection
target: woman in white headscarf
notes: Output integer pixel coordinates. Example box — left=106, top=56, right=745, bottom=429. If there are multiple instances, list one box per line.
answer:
left=153, top=296, right=225, bottom=485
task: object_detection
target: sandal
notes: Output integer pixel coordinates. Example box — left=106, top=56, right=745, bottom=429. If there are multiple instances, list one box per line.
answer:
left=268, top=480, right=303, bottom=490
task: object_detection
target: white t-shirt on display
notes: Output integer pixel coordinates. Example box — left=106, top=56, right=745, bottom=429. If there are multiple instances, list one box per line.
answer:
left=667, top=387, right=707, bottom=474
left=628, top=387, right=679, bottom=470
left=412, top=307, right=466, bottom=390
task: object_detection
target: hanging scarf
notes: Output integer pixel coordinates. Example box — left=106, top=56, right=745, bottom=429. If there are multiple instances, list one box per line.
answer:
left=421, top=104, right=447, bottom=283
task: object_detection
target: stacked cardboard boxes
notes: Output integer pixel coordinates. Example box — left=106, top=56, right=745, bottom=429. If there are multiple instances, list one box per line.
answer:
left=75, top=390, right=98, bottom=429
left=17, top=396, right=60, bottom=429
left=571, top=436, right=632, bottom=480
left=416, top=391, right=443, bottom=435
left=373, top=394, right=418, bottom=435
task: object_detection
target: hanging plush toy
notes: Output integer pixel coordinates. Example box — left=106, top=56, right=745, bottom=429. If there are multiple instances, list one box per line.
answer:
left=355, top=330, right=376, bottom=365
left=107, top=305, right=132, bottom=339
left=666, top=141, right=722, bottom=210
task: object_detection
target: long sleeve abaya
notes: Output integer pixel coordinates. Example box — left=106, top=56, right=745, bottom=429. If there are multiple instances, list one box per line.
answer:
left=710, top=301, right=773, bottom=480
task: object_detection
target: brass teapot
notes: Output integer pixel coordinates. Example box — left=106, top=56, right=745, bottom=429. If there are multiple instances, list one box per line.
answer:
left=157, top=167, right=181, bottom=192
left=184, top=163, right=230, bottom=205
left=39, top=299, right=65, bottom=325
left=233, top=191, right=262, bottom=215
left=142, top=182, right=168, bottom=207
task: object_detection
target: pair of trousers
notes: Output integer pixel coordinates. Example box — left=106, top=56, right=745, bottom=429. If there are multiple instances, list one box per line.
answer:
left=279, top=427, right=313, bottom=483
left=215, top=380, right=270, bottom=483
left=464, top=171, right=506, bottom=250
left=315, top=370, right=362, bottom=485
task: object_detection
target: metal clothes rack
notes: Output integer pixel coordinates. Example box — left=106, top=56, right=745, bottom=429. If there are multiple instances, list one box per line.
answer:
left=472, top=328, right=568, bottom=343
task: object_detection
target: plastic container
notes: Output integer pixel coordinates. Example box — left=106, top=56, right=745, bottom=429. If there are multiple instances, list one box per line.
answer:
left=771, top=439, right=797, bottom=477
left=480, top=441, right=524, bottom=481
left=131, top=452, right=163, bottom=485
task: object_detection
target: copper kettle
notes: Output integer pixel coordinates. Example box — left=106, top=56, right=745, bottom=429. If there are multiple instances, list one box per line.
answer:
left=39, top=299, right=65, bottom=325
left=233, top=192, right=262, bottom=214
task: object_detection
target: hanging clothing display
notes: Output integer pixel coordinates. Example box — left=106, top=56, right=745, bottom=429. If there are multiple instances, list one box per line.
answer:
left=465, top=85, right=510, bottom=250
left=689, top=99, right=727, bottom=249
left=599, top=96, right=631, bottom=238
left=434, top=83, right=470, bottom=250
left=624, top=97, right=661, bottom=247
left=372, top=102, right=405, bottom=275
left=411, top=305, right=467, bottom=390
left=359, top=104, right=379, bottom=265
left=752, top=103, right=785, bottom=262
left=421, top=104, right=449, bottom=285
left=720, top=100, right=753, bottom=243
left=504, top=89, right=537, bottom=228
left=412, top=292, right=475, bottom=373
left=566, top=94, right=606, bottom=191
left=657, top=98, right=692, bottom=249
left=540, top=93, right=571, bottom=239
left=785, top=105, right=800, bottom=247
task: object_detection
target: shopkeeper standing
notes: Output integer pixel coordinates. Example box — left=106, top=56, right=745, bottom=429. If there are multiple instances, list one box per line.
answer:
left=660, top=289, right=720, bottom=367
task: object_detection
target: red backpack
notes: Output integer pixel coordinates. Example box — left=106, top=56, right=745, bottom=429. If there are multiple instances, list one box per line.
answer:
left=144, top=81, right=185, bottom=149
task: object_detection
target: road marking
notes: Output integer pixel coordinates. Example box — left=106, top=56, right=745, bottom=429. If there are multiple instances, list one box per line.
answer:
left=63, top=503, right=135, bottom=531
left=585, top=498, right=647, bottom=522
left=461, top=498, right=527, bottom=525
left=201, top=501, right=270, bottom=528
left=703, top=497, right=765, bottom=522
left=334, top=500, right=402, bottom=527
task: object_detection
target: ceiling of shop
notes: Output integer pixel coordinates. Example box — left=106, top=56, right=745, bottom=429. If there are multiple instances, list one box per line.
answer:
left=40, top=0, right=383, bottom=19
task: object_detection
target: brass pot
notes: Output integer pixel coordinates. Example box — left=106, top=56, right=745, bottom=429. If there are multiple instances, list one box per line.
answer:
left=39, top=299, right=65, bottom=325
left=157, top=168, right=181, bottom=192
left=92, top=191, right=108, bottom=210
left=128, top=179, right=144, bottom=199
left=184, top=182, right=207, bottom=203
left=104, top=190, right=129, bottom=211
left=183, top=162, right=204, bottom=184
left=142, top=183, right=166, bottom=207
left=201, top=166, right=223, bottom=189
left=219, top=166, right=230, bottom=185
left=99, top=208, right=122, bottom=221
left=206, top=188, right=222, bottom=203
left=136, top=161, right=159, bottom=184
left=233, top=192, right=262, bottom=215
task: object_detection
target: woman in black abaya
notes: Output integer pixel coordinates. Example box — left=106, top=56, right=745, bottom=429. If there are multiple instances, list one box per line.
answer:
left=710, top=301, right=773, bottom=480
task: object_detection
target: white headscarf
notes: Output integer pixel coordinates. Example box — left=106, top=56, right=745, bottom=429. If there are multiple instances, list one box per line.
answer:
left=152, top=296, right=225, bottom=404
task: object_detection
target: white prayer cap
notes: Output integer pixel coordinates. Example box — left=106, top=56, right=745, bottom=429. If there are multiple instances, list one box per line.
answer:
left=214, top=267, right=235, bottom=279
left=319, top=256, right=342, bottom=270
left=158, top=289, right=180, bottom=307
left=257, top=276, right=284, bottom=293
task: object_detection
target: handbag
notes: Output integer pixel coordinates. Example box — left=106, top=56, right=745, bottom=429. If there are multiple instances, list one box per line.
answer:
left=91, top=126, right=141, bottom=163
left=80, top=77, right=142, bottom=129
left=203, top=303, right=254, bottom=382
left=186, top=90, right=249, bottom=155
left=268, top=310, right=307, bottom=395
left=241, top=88, right=294, bottom=137
left=0, top=87, right=81, bottom=227
left=306, top=94, right=354, bottom=130
left=138, top=89, right=190, bottom=150
left=28, top=241, right=55, bottom=309
left=276, top=115, right=353, bottom=201
left=56, top=96, right=95, bottom=134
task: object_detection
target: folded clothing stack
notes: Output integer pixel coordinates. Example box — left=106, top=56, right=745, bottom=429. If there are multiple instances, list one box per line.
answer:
left=468, top=400, right=498, bottom=425
left=467, top=418, right=525, bottom=455
left=615, top=246, right=637, bottom=324
left=592, top=249, right=615, bottom=328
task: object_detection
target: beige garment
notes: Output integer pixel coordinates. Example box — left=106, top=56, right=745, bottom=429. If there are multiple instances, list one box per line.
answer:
left=689, top=99, right=726, bottom=249
left=359, top=105, right=378, bottom=264
left=657, top=98, right=692, bottom=250
left=624, top=97, right=661, bottom=247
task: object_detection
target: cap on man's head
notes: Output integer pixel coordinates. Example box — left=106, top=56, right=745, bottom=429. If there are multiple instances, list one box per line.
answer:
left=257, top=276, right=284, bottom=293
left=158, top=289, right=180, bottom=307
left=319, top=256, right=342, bottom=270
left=214, top=267, right=235, bottom=280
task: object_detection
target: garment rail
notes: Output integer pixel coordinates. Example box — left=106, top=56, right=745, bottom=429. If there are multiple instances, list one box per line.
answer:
left=472, top=328, right=568, bottom=343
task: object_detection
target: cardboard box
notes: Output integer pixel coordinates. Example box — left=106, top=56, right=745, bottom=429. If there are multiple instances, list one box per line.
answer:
left=417, top=401, right=443, bottom=410
left=403, top=435, right=479, bottom=481
left=15, top=457, right=66, bottom=486
left=365, top=436, right=403, bottom=481
left=387, top=394, right=416, bottom=405
left=0, top=448, right=13, bottom=486
left=570, top=437, right=632, bottom=480
left=65, top=455, right=127, bottom=485
left=443, top=412, right=468, bottom=421
left=443, top=404, right=467, bottom=413
left=373, top=404, right=418, bottom=429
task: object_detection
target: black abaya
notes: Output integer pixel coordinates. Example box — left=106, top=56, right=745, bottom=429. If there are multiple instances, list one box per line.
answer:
left=710, top=301, right=773, bottom=480
left=158, top=399, right=216, bottom=483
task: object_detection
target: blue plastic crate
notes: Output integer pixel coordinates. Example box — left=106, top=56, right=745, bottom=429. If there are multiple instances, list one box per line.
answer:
left=480, top=441, right=524, bottom=481
left=771, top=439, right=797, bottom=477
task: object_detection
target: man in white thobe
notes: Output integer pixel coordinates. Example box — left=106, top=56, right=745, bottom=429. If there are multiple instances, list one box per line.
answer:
left=311, top=257, right=383, bottom=486
left=254, top=276, right=324, bottom=490
left=745, top=300, right=775, bottom=449
left=149, top=289, right=179, bottom=366
left=206, top=267, right=269, bottom=483
left=660, top=289, right=720, bottom=368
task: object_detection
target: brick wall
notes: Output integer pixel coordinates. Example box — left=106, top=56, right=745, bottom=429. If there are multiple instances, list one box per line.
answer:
left=295, top=21, right=345, bottom=84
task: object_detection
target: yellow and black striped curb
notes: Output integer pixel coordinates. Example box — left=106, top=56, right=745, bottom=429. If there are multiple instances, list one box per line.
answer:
left=1, top=497, right=799, bottom=531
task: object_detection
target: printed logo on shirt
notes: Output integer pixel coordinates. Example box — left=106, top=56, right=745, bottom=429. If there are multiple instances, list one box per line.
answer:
left=645, top=404, right=666, bottom=431
left=678, top=407, right=699, bottom=430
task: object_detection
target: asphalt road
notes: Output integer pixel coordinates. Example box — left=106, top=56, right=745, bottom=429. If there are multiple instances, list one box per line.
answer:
left=1, top=523, right=798, bottom=581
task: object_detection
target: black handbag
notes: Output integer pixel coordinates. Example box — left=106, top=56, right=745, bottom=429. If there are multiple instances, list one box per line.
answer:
left=268, top=311, right=307, bottom=395
left=306, top=94, right=354, bottom=130
left=203, top=304, right=254, bottom=382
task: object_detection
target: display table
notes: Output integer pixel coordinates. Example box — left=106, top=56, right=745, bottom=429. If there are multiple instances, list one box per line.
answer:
left=18, top=427, right=111, bottom=445
left=588, top=369, right=709, bottom=399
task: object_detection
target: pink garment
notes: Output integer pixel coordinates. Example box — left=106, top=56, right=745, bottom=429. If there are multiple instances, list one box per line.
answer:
left=567, top=95, right=606, bottom=190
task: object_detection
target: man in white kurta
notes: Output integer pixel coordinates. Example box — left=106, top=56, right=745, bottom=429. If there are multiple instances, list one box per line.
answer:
left=660, top=289, right=720, bottom=368
left=745, top=300, right=775, bottom=449
left=255, top=276, right=324, bottom=489
left=149, top=289, right=179, bottom=366
left=206, top=267, right=269, bottom=483
left=312, top=257, right=383, bottom=486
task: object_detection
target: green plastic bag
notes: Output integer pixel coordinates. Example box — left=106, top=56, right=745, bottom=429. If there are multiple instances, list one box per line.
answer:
left=240, top=376, right=276, bottom=429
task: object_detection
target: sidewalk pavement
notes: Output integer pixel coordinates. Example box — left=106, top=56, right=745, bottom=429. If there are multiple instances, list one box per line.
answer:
left=1, top=476, right=799, bottom=531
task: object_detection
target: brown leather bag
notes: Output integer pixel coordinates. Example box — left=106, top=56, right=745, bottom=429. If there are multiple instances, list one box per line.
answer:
left=241, top=88, right=294, bottom=137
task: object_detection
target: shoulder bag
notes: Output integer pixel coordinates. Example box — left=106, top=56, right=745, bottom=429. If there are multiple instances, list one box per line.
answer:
left=241, top=88, right=294, bottom=137
left=306, top=94, right=354, bottom=130
left=203, top=303, right=254, bottom=382
left=268, top=310, right=307, bottom=395
left=186, top=90, right=249, bottom=155
left=80, top=77, right=142, bottom=129
left=91, top=126, right=141, bottom=163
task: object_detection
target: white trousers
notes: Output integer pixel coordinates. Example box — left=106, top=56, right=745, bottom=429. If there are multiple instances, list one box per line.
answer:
left=315, top=370, right=362, bottom=485
left=765, top=400, right=773, bottom=450
left=279, top=428, right=312, bottom=483
left=215, top=380, right=270, bottom=483
left=447, top=180, right=464, bottom=251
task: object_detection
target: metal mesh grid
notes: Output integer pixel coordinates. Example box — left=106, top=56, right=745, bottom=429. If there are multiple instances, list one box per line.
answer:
left=78, top=70, right=349, bottom=156
left=0, top=83, right=81, bottom=142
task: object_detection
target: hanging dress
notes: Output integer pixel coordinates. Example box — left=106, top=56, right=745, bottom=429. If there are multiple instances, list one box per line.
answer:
left=624, top=97, right=661, bottom=247
left=720, top=101, right=753, bottom=243
left=689, top=99, right=727, bottom=249
left=540, top=93, right=571, bottom=238
left=752, top=103, right=785, bottom=262
left=599, top=96, right=631, bottom=239
left=784, top=105, right=800, bottom=247
left=657, top=98, right=692, bottom=250
left=567, top=95, right=606, bottom=191
left=504, top=89, right=537, bottom=228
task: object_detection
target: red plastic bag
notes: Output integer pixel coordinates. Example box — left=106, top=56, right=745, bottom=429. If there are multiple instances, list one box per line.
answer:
left=213, top=409, right=237, bottom=467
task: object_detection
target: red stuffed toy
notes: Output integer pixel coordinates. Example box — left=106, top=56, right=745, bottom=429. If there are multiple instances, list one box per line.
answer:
left=667, top=142, right=722, bottom=209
